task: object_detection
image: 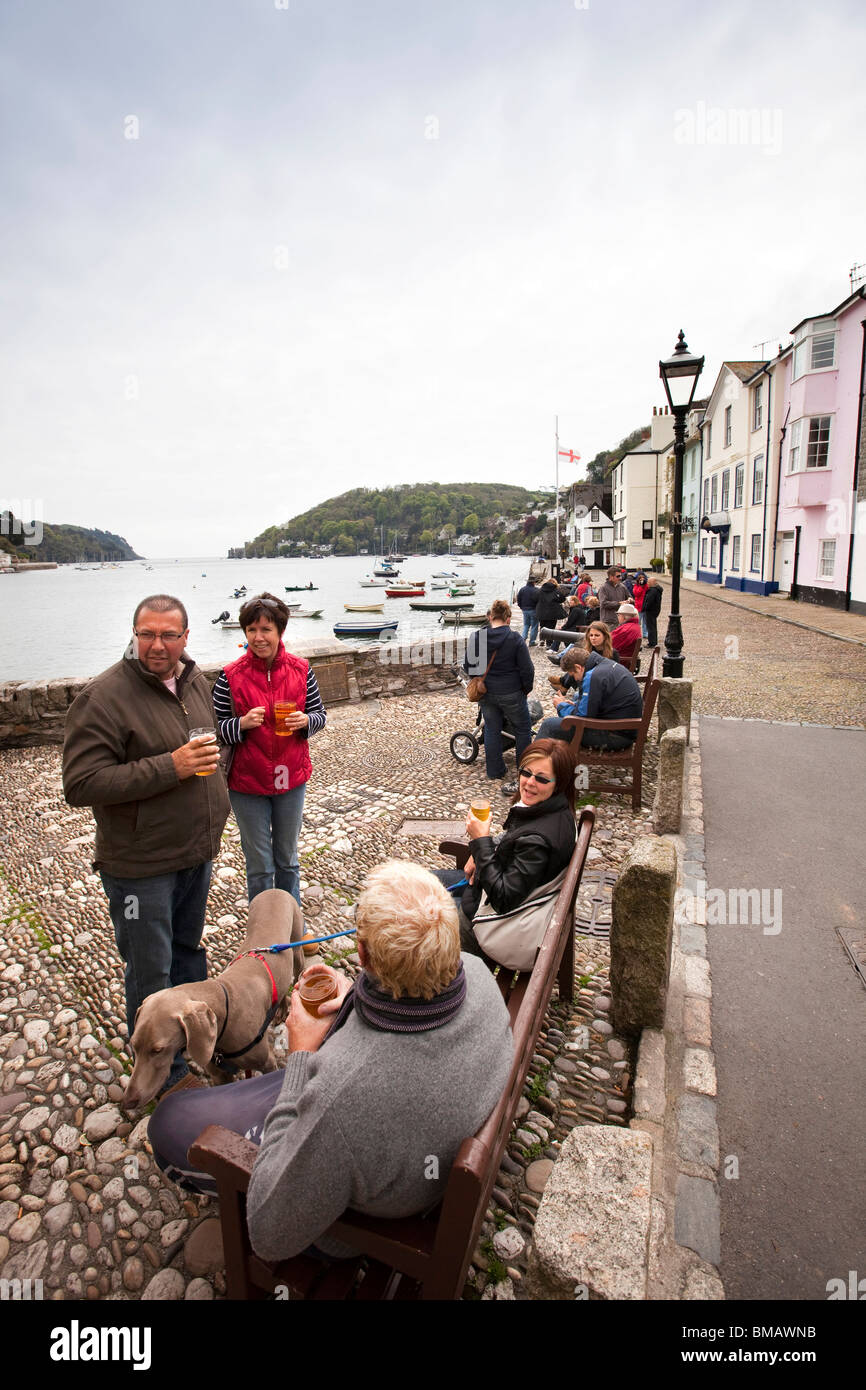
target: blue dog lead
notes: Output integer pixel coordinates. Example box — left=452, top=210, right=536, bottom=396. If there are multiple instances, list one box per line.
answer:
left=265, top=926, right=358, bottom=953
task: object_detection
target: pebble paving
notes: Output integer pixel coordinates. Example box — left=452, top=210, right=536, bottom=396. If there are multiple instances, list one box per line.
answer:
left=5, top=589, right=851, bottom=1302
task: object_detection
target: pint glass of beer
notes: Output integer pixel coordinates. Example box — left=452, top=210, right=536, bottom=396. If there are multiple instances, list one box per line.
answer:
left=189, top=727, right=218, bottom=776
left=274, top=700, right=297, bottom=736
left=470, top=798, right=491, bottom=824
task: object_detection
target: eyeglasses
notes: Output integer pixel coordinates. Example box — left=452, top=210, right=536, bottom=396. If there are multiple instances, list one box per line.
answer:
left=134, top=629, right=186, bottom=644
left=518, top=767, right=554, bottom=785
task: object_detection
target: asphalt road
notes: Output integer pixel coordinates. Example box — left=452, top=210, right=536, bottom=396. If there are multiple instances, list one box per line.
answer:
left=701, top=718, right=866, bottom=1301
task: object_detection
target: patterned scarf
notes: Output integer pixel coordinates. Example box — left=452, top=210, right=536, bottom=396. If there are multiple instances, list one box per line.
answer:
left=326, top=963, right=467, bottom=1037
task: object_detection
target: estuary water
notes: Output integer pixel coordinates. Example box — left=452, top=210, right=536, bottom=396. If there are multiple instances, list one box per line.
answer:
left=0, top=554, right=534, bottom=682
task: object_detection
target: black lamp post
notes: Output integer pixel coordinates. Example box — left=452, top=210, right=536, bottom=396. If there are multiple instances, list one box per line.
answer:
left=659, top=330, right=704, bottom=678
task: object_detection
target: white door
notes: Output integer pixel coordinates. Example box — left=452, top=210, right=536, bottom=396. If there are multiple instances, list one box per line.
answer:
left=778, top=533, right=795, bottom=592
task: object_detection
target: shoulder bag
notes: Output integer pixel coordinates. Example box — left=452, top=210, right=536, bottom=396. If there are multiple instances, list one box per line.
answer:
left=471, top=867, right=568, bottom=971
left=466, top=650, right=496, bottom=703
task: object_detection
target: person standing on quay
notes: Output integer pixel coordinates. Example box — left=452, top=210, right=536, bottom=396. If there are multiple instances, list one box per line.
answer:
left=642, top=576, right=663, bottom=648
left=62, top=594, right=229, bottom=1095
left=213, top=592, right=326, bottom=904
left=598, top=566, right=629, bottom=627
left=464, top=599, right=534, bottom=795
left=516, top=575, right=541, bottom=646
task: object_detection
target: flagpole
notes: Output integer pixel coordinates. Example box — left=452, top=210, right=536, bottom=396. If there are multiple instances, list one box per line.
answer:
left=555, top=415, right=560, bottom=566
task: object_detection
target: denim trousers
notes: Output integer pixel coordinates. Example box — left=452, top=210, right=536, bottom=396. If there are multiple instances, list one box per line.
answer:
left=481, top=690, right=533, bottom=779
left=101, top=862, right=212, bottom=1088
left=230, top=784, right=306, bottom=904
left=520, top=610, right=539, bottom=644
left=536, top=716, right=635, bottom=751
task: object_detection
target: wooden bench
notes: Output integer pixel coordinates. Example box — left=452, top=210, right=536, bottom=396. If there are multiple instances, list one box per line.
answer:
left=187, top=808, right=595, bottom=1301
left=560, top=680, right=660, bottom=812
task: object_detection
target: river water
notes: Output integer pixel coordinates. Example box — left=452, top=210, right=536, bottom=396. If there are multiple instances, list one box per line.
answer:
left=0, top=554, right=535, bottom=682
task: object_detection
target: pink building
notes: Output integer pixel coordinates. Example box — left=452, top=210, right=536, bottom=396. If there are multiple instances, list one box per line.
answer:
left=773, top=286, right=866, bottom=609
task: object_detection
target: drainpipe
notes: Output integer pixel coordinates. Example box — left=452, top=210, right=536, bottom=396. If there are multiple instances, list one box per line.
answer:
left=791, top=524, right=801, bottom=599
left=771, top=400, right=791, bottom=587
left=844, top=316, right=866, bottom=610
left=760, top=366, right=771, bottom=586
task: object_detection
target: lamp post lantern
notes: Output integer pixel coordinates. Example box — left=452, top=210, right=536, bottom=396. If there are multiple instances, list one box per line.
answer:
left=659, top=330, right=704, bottom=679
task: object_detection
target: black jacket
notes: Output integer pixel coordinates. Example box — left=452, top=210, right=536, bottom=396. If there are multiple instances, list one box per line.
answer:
left=463, top=793, right=576, bottom=919
left=536, top=581, right=567, bottom=629
left=642, top=585, right=662, bottom=619
left=516, top=582, right=541, bottom=611
left=464, top=624, right=534, bottom=696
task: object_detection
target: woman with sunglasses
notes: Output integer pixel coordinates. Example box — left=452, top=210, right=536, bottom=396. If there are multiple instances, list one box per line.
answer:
left=451, top=738, right=576, bottom=961
left=212, top=592, right=326, bottom=904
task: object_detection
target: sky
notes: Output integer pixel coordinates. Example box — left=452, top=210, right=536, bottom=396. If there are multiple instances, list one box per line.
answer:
left=1, top=0, right=864, bottom=557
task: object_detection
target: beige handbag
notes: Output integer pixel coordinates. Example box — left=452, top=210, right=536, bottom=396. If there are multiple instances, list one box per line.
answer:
left=472, top=868, right=568, bottom=971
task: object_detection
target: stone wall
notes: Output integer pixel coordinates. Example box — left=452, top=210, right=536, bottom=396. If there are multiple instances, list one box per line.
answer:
left=0, top=634, right=470, bottom=749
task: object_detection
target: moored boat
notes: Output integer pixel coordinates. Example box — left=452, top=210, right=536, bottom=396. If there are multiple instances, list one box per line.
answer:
left=385, top=585, right=425, bottom=597
left=333, top=619, right=399, bottom=638
left=438, top=610, right=489, bottom=625
left=286, top=608, right=323, bottom=619
left=408, top=597, right=475, bottom=611
left=344, top=602, right=385, bottom=612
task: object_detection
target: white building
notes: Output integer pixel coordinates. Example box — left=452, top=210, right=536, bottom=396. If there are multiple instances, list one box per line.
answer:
left=696, top=361, right=776, bottom=592
left=570, top=503, right=614, bottom=568
left=610, top=408, right=674, bottom=569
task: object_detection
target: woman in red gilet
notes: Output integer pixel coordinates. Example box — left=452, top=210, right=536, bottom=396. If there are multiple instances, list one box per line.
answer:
left=212, top=593, right=327, bottom=903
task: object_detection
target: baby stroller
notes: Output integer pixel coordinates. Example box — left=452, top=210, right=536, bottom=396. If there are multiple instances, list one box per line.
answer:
left=450, top=672, right=544, bottom=764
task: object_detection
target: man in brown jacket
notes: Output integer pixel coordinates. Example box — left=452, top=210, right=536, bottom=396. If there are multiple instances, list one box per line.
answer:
left=598, top=567, right=629, bottom=626
left=62, top=595, right=230, bottom=1093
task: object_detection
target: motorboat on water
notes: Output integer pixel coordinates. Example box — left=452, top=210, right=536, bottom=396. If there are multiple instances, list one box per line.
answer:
left=333, top=618, right=399, bottom=638
left=344, top=602, right=385, bottom=612
left=408, top=597, right=474, bottom=611
left=359, top=576, right=390, bottom=587
left=438, top=610, right=488, bottom=625
left=384, top=584, right=425, bottom=597
left=285, top=584, right=318, bottom=592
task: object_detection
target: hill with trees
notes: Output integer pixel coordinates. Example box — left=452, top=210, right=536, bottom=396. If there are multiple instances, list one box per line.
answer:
left=583, top=425, right=651, bottom=483
left=234, top=483, right=544, bottom=557
left=0, top=513, right=142, bottom=563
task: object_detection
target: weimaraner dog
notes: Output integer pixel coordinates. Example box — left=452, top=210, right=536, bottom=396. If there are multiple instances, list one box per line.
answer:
left=125, top=889, right=307, bottom=1108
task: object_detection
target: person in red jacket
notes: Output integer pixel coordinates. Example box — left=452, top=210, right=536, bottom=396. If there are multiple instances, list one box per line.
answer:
left=632, top=572, right=648, bottom=641
left=212, top=593, right=327, bottom=903
left=611, top=602, right=642, bottom=667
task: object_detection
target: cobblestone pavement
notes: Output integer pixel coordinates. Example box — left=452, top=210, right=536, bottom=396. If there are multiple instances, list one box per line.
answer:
left=4, top=607, right=860, bottom=1301
left=0, top=647, right=653, bottom=1301
left=655, top=580, right=866, bottom=725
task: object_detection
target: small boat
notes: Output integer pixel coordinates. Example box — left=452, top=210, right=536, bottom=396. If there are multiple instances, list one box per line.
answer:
left=373, top=561, right=400, bottom=577
left=408, top=597, right=475, bottom=611
left=360, top=575, right=390, bottom=587
left=221, top=621, right=242, bottom=630
left=286, top=608, right=323, bottom=619
left=344, top=602, right=384, bottom=612
left=448, top=585, right=476, bottom=597
left=455, top=561, right=474, bottom=567
left=438, top=610, right=489, bottom=626
left=333, top=619, right=399, bottom=638
left=432, top=571, right=459, bottom=579
left=285, top=584, right=318, bottom=592
left=385, top=586, right=425, bottom=597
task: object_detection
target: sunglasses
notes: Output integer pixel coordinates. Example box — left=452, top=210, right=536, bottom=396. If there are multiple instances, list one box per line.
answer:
left=518, top=767, right=554, bottom=785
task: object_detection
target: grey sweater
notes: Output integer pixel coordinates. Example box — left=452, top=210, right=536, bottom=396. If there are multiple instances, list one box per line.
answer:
left=246, top=954, right=513, bottom=1261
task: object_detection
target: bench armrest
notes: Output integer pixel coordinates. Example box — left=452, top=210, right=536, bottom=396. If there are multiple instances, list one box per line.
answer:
left=439, top=838, right=470, bottom=869
left=188, top=1124, right=257, bottom=1191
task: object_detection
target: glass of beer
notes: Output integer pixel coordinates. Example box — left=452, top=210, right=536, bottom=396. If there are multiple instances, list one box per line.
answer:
left=470, top=798, right=491, bottom=824
left=189, top=727, right=218, bottom=776
left=274, top=700, right=297, bottom=736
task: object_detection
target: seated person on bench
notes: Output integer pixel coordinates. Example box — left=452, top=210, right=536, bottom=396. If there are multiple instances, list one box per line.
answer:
left=148, top=861, right=512, bottom=1261
left=434, top=738, right=576, bottom=964
left=536, top=647, right=642, bottom=749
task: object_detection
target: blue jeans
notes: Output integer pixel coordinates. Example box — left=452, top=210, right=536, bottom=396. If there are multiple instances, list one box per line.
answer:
left=520, top=610, right=539, bottom=645
left=481, top=690, right=533, bottom=779
left=640, top=612, right=648, bottom=639
left=230, top=784, right=306, bottom=904
left=536, top=716, right=635, bottom=751
left=101, top=863, right=213, bottom=1088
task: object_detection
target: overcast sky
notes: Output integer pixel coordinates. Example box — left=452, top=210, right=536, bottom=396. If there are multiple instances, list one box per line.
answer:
left=2, top=0, right=864, bottom=557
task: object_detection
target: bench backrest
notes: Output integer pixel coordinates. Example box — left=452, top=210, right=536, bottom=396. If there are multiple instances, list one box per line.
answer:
left=417, top=806, right=595, bottom=1297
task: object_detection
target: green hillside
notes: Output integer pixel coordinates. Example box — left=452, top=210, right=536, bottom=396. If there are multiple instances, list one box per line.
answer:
left=0, top=514, right=142, bottom=563
left=234, top=483, right=544, bottom=557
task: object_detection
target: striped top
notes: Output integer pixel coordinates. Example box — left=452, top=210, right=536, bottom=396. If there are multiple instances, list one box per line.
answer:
left=212, top=666, right=327, bottom=744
